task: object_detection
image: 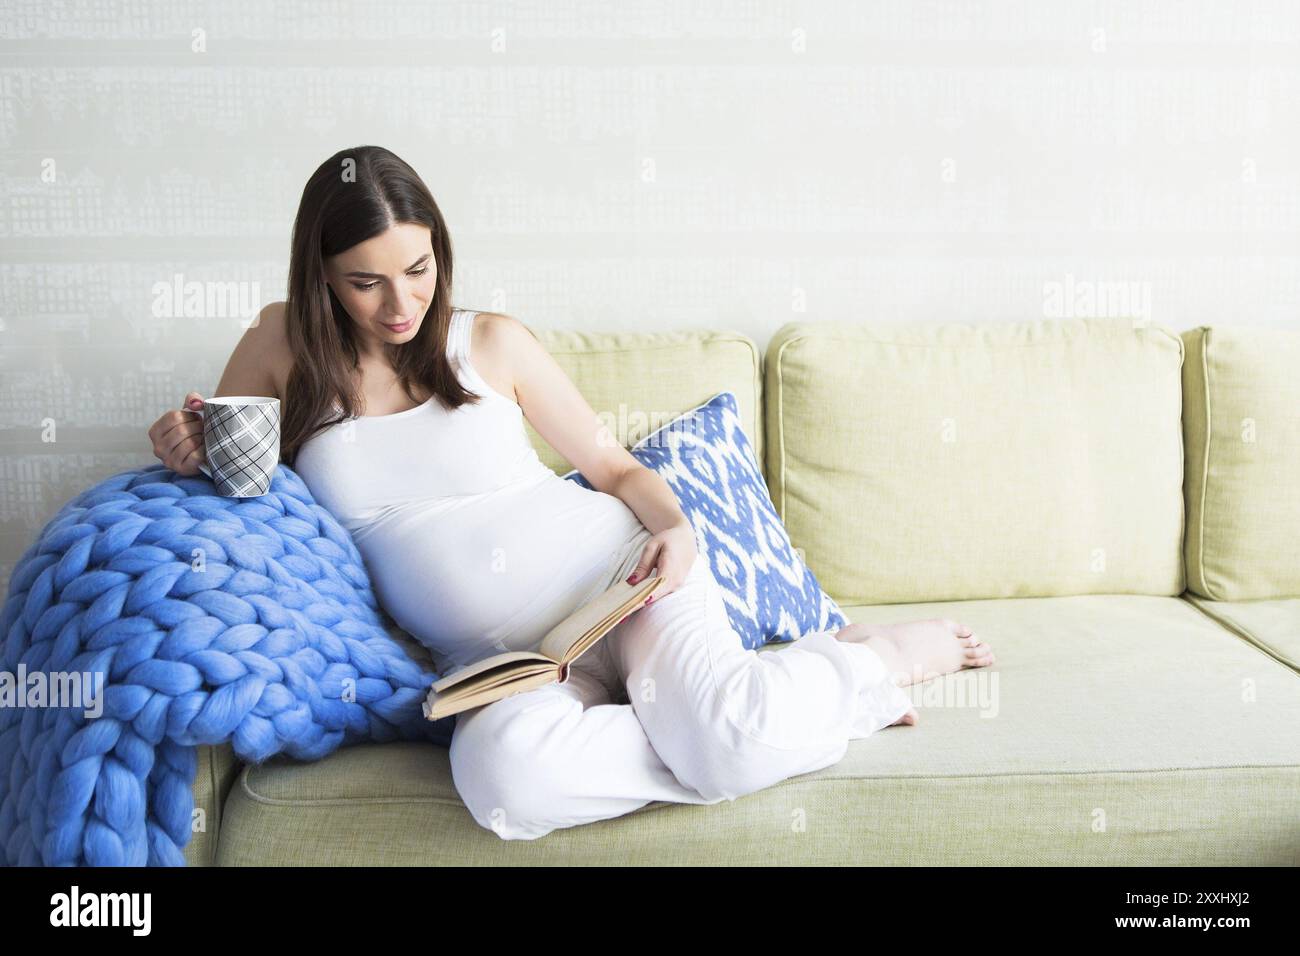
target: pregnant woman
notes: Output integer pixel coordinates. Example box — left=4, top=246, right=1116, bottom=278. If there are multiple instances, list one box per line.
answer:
left=148, top=145, right=995, bottom=841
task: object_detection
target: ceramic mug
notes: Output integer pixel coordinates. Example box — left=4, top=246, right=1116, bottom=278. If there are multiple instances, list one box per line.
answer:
left=186, top=396, right=281, bottom=497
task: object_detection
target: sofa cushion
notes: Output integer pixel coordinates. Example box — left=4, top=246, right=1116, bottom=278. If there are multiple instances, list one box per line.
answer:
left=1184, top=596, right=1300, bottom=674
left=527, top=326, right=763, bottom=475
left=563, top=391, right=849, bottom=649
left=1182, top=325, right=1300, bottom=600
left=214, top=595, right=1300, bottom=865
left=765, top=318, right=1186, bottom=604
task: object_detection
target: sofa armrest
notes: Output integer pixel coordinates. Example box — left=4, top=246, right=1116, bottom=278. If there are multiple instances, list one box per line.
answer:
left=183, top=743, right=242, bottom=866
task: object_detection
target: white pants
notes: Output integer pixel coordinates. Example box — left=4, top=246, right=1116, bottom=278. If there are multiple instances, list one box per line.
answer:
left=448, top=548, right=915, bottom=840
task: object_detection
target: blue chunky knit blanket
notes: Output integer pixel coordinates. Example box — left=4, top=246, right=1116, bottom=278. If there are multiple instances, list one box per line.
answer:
left=0, top=464, right=455, bottom=866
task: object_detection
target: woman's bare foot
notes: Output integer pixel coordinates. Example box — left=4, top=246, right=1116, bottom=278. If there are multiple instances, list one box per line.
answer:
left=890, top=707, right=919, bottom=727
left=836, top=618, right=995, bottom=687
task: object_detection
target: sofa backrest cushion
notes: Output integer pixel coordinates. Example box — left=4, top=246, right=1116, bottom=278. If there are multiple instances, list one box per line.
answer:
left=1182, top=325, right=1300, bottom=600
left=765, top=318, right=1186, bottom=604
left=529, top=326, right=762, bottom=474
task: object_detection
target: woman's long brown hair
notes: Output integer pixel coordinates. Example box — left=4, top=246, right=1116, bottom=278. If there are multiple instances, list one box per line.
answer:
left=279, top=144, right=482, bottom=468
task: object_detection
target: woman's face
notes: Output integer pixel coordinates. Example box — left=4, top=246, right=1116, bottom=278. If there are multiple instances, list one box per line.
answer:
left=324, top=222, right=438, bottom=357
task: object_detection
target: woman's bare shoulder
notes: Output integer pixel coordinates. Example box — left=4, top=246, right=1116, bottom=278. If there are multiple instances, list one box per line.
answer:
left=214, top=300, right=289, bottom=401
left=467, top=311, right=529, bottom=402
left=471, top=311, right=541, bottom=355
left=248, top=300, right=289, bottom=403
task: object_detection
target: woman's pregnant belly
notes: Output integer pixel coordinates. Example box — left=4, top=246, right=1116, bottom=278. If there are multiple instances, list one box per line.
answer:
left=356, top=471, right=649, bottom=673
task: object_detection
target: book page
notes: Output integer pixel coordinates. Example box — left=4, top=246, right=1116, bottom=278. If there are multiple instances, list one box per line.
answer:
left=430, top=650, right=557, bottom=693
left=537, top=575, right=664, bottom=663
left=424, top=666, right=561, bottom=719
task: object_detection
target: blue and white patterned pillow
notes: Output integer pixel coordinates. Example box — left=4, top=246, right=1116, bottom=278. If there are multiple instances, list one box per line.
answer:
left=562, top=390, right=849, bottom=650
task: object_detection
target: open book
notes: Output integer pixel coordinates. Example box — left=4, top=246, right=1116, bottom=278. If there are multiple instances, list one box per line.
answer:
left=421, top=573, right=665, bottom=720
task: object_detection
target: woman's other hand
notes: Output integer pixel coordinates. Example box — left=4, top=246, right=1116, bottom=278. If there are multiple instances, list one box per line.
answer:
left=626, top=521, right=698, bottom=604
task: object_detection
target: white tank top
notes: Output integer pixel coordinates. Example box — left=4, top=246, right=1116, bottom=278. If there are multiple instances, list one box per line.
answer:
left=293, top=309, right=651, bottom=674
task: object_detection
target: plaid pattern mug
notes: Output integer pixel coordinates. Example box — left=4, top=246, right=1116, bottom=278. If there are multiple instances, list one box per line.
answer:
left=187, top=396, right=281, bottom=497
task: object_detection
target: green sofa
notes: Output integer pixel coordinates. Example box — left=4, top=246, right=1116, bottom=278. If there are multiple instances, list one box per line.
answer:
left=185, top=317, right=1300, bottom=866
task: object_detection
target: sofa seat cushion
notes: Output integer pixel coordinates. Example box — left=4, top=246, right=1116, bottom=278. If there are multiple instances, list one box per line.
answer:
left=1184, top=596, right=1300, bottom=674
left=215, top=596, right=1300, bottom=865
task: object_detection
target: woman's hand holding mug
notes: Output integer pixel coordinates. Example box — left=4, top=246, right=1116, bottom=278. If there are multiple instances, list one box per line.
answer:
left=148, top=392, right=281, bottom=496
left=148, top=392, right=208, bottom=477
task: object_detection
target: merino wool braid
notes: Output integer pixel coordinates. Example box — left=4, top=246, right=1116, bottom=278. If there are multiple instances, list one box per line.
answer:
left=0, top=464, right=451, bottom=866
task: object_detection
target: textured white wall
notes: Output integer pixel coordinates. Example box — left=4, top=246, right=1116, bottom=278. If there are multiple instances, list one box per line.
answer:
left=1, top=1, right=1298, bottom=586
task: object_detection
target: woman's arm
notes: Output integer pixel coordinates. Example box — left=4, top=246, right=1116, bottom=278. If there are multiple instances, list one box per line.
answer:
left=605, top=465, right=698, bottom=594
left=602, top=465, right=692, bottom=537
left=488, top=313, right=697, bottom=594
left=149, top=302, right=290, bottom=474
left=213, top=301, right=291, bottom=400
